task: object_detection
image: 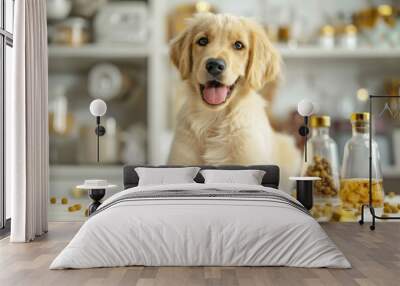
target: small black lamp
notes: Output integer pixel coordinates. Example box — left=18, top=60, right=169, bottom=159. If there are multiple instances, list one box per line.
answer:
left=89, top=99, right=107, bottom=162
left=290, top=99, right=318, bottom=211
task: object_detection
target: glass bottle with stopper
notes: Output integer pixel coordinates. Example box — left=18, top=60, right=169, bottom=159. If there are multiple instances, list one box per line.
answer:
left=302, top=116, right=340, bottom=220
left=340, top=112, right=384, bottom=216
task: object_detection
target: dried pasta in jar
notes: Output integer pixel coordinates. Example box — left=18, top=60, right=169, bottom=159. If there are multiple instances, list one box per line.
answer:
left=339, top=178, right=384, bottom=210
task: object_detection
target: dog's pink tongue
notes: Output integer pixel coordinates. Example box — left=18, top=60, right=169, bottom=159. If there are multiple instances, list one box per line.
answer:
left=203, top=86, right=229, bottom=105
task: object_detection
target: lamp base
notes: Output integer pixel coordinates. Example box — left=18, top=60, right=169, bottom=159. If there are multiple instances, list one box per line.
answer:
left=296, top=180, right=313, bottom=210
left=88, top=189, right=106, bottom=215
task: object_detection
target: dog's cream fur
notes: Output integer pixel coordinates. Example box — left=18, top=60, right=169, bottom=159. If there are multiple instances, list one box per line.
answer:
left=168, top=13, right=301, bottom=190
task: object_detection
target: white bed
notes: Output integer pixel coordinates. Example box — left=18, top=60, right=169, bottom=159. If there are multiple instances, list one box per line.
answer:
left=50, top=183, right=350, bottom=269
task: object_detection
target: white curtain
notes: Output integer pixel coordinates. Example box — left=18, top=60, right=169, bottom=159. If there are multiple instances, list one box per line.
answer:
left=7, top=0, right=49, bottom=242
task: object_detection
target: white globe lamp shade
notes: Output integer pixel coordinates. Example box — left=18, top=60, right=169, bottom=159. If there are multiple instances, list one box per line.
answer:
left=297, top=99, right=314, bottom=117
left=90, top=99, right=107, bottom=117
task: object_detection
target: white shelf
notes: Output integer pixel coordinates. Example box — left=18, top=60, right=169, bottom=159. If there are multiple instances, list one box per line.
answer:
left=49, top=43, right=149, bottom=59
left=159, top=44, right=400, bottom=60
left=49, top=43, right=400, bottom=61
left=278, top=45, right=400, bottom=59
left=50, top=164, right=123, bottom=180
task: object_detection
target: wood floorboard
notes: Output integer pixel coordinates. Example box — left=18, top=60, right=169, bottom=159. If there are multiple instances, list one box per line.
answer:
left=0, top=222, right=399, bottom=286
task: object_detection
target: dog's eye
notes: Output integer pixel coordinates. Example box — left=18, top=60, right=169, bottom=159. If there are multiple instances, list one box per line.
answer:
left=197, top=37, right=209, bottom=46
left=233, top=41, right=244, bottom=50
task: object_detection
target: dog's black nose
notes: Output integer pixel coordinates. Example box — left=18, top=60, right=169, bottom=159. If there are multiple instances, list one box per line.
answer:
left=206, top=58, right=226, bottom=77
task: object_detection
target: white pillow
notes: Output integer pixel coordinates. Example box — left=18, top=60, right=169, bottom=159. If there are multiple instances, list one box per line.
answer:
left=200, top=169, right=266, bottom=185
left=135, top=167, right=200, bottom=186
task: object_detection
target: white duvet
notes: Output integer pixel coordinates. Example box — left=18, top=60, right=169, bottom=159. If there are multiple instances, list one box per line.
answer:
left=50, top=183, right=351, bottom=269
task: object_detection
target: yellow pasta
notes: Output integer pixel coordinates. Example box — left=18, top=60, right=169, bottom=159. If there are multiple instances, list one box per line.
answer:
left=339, top=178, right=384, bottom=210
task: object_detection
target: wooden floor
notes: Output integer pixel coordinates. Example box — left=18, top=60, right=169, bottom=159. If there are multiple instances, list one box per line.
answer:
left=0, top=222, right=399, bottom=286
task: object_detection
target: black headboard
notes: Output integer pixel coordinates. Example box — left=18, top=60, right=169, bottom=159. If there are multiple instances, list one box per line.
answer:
left=123, top=165, right=280, bottom=189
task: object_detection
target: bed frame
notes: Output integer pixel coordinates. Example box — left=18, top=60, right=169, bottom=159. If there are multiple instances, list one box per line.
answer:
left=123, top=165, right=280, bottom=189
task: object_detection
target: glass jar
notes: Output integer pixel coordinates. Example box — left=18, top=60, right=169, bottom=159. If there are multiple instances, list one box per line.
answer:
left=303, top=116, right=340, bottom=219
left=50, top=17, right=90, bottom=47
left=319, top=25, right=335, bottom=49
left=340, top=113, right=384, bottom=215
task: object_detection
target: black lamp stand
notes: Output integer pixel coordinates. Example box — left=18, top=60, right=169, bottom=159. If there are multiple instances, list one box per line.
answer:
left=291, top=115, right=315, bottom=210
left=94, top=116, right=106, bottom=162
left=298, top=116, right=310, bottom=162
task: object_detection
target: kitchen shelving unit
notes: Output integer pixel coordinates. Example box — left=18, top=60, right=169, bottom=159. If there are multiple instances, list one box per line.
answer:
left=48, top=0, right=169, bottom=220
left=48, top=0, right=169, bottom=165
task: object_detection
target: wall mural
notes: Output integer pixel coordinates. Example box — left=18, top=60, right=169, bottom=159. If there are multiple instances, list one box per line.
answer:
left=46, top=1, right=400, bottom=224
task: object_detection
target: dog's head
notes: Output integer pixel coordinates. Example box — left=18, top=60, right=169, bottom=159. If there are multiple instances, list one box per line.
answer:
left=170, top=13, right=280, bottom=110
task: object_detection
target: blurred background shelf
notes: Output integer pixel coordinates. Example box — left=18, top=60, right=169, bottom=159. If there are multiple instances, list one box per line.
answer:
left=50, top=164, right=123, bottom=178
left=48, top=44, right=150, bottom=71
left=49, top=44, right=149, bottom=59
left=279, top=46, right=400, bottom=59
left=161, top=44, right=400, bottom=60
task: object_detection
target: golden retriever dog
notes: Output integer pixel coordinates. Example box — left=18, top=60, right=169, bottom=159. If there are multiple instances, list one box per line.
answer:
left=168, top=13, right=301, bottom=190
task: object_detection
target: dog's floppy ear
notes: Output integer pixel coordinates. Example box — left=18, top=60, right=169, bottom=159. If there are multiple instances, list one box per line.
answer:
left=170, top=28, right=193, bottom=80
left=245, top=23, right=281, bottom=91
